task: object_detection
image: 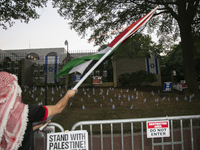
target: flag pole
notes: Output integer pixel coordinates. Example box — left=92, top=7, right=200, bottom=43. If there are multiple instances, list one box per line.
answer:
left=73, top=6, right=158, bottom=90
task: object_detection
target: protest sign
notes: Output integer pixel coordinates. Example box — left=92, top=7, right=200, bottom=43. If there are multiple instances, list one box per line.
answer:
left=163, top=82, right=172, bottom=91
left=93, top=76, right=102, bottom=84
left=147, top=120, right=170, bottom=138
left=73, top=75, right=83, bottom=82
left=47, top=130, right=88, bottom=150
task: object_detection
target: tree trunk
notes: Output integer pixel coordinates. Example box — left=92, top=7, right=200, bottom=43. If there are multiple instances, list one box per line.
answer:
left=179, top=22, right=199, bottom=93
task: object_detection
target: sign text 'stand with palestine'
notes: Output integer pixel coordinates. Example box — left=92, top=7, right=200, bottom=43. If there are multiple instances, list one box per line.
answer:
left=47, top=130, right=88, bottom=150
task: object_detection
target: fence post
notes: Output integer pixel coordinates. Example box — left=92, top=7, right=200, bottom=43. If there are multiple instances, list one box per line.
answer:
left=45, top=74, right=47, bottom=105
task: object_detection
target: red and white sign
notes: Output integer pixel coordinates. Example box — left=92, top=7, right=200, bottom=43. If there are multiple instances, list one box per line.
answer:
left=93, top=76, right=102, bottom=84
left=147, top=120, right=170, bottom=138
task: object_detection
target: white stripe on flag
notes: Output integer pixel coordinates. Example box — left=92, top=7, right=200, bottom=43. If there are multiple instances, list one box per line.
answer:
left=69, top=60, right=93, bottom=74
left=69, top=47, right=111, bottom=74
left=145, top=58, right=159, bottom=74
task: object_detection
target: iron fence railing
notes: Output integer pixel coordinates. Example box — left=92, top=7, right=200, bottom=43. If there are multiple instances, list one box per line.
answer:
left=71, top=115, right=200, bottom=150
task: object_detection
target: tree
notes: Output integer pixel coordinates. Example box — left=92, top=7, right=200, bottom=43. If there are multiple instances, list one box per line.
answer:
left=193, top=34, right=200, bottom=81
left=161, top=43, right=184, bottom=81
left=161, top=40, right=200, bottom=82
left=53, top=0, right=200, bottom=93
left=114, top=33, right=163, bottom=59
left=0, top=0, right=48, bottom=29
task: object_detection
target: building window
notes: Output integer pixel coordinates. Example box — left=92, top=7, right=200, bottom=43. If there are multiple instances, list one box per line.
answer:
left=26, top=53, right=40, bottom=60
left=3, top=57, right=11, bottom=62
left=47, top=52, right=57, bottom=56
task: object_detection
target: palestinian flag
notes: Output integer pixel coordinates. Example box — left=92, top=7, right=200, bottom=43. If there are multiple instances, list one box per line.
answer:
left=55, top=6, right=158, bottom=79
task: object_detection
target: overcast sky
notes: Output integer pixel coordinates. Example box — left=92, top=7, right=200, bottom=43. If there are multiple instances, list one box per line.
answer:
left=0, top=2, right=160, bottom=53
left=0, top=2, right=98, bottom=52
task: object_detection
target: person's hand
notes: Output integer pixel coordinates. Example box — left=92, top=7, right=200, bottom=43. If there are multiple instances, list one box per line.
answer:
left=39, top=120, right=51, bottom=131
left=66, top=89, right=77, bottom=98
left=33, top=120, right=51, bottom=131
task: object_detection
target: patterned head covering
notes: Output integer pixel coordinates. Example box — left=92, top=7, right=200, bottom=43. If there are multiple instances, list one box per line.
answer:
left=0, top=71, right=28, bottom=150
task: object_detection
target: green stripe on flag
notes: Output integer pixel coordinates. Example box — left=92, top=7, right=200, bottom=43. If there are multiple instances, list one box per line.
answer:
left=55, top=43, right=122, bottom=79
left=55, top=53, right=104, bottom=78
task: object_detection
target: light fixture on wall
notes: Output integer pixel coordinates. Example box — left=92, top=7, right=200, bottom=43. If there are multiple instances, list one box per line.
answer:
left=64, top=40, right=69, bottom=52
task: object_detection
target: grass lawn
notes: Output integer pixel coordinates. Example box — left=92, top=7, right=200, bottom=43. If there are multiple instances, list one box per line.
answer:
left=22, top=85, right=200, bottom=133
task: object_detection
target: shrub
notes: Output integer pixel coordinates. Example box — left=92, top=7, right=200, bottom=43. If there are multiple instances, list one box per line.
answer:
left=118, top=73, right=131, bottom=86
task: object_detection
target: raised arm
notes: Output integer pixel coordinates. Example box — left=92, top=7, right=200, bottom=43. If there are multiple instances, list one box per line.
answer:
left=45, top=89, right=77, bottom=118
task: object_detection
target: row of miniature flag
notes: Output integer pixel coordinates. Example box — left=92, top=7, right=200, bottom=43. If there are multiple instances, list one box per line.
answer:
left=23, top=86, right=195, bottom=109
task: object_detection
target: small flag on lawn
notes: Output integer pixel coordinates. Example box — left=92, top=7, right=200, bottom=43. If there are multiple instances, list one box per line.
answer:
left=112, top=104, right=115, bottom=109
left=82, top=105, right=86, bottom=110
left=123, top=94, right=126, bottom=98
left=127, top=95, right=130, bottom=101
left=69, top=102, right=72, bottom=107
left=51, top=90, right=54, bottom=95
left=176, top=97, right=179, bottom=101
left=184, top=96, right=187, bottom=100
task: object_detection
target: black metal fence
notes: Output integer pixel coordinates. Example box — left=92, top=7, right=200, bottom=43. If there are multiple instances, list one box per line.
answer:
left=69, top=50, right=97, bottom=59
left=0, top=50, right=101, bottom=86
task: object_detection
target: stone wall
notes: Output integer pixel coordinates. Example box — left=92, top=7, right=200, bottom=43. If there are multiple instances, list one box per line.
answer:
left=113, top=58, right=162, bottom=87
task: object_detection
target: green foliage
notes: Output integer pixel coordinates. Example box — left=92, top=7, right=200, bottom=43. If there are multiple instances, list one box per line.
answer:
left=161, top=43, right=184, bottom=77
left=0, top=0, right=48, bottom=29
left=118, top=73, right=131, bottom=86
left=53, top=0, right=156, bottom=45
left=115, top=33, right=163, bottom=59
left=161, top=41, right=200, bottom=81
left=193, top=34, right=200, bottom=80
left=52, top=0, right=199, bottom=47
left=118, top=70, right=157, bottom=86
left=195, top=58, right=200, bottom=81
